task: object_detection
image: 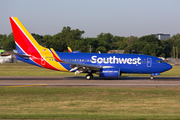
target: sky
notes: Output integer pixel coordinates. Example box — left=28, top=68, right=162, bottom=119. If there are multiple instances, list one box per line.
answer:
left=1, top=0, right=180, bottom=38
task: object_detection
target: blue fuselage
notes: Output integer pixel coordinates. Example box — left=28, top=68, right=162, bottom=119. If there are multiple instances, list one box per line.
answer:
left=55, top=52, right=172, bottom=74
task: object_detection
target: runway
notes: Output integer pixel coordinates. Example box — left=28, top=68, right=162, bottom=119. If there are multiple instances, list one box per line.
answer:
left=0, top=76, right=180, bottom=87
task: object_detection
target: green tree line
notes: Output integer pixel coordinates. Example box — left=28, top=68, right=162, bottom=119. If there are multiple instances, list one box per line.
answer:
left=0, top=26, right=180, bottom=58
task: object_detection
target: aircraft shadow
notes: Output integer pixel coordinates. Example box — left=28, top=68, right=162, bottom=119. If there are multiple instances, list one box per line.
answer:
left=0, top=76, right=179, bottom=81
left=89, top=76, right=180, bottom=81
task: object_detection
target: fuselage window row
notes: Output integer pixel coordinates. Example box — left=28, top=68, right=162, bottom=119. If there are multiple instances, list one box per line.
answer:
left=61, top=59, right=90, bottom=62
left=55, top=59, right=147, bottom=64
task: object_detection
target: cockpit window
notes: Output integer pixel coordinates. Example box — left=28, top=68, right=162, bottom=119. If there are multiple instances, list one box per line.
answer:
left=157, top=60, right=164, bottom=63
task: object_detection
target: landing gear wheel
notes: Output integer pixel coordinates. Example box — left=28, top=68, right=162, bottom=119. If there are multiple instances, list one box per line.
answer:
left=150, top=76, right=153, bottom=80
left=86, top=75, right=91, bottom=80
left=86, top=73, right=93, bottom=80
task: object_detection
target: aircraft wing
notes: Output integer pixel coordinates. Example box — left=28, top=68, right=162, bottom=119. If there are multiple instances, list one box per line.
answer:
left=50, top=48, right=63, bottom=62
left=66, top=61, right=102, bottom=72
left=50, top=48, right=113, bottom=74
left=67, top=47, right=72, bottom=53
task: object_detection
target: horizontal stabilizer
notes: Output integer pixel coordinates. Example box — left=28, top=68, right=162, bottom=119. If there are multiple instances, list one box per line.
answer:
left=8, top=51, right=30, bottom=57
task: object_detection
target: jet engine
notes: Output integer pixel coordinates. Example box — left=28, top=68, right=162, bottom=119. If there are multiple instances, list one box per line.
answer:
left=99, top=68, right=120, bottom=77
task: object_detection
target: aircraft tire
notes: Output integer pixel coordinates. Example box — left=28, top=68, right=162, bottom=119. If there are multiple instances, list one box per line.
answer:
left=86, top=74, right=93, bottom=80
left=86, top=75, right=91, bottom=80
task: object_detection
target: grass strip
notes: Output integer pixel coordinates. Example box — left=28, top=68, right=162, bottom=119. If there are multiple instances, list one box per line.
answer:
left=0, top=87, right=180, bottom=119
left=1, top=113, right=180, bottom=119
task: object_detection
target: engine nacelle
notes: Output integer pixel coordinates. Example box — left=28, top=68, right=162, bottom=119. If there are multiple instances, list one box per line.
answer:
left=99, top=68, right=120, bottom=77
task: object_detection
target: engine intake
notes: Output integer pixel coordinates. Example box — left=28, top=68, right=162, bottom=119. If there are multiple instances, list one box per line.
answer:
left=99, top=68, right=120, bottom=77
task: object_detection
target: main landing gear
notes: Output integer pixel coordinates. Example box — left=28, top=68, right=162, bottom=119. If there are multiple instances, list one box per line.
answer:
left=86, top=73, right=93, bottom=80
left=150, top=75, right=153, bottom=80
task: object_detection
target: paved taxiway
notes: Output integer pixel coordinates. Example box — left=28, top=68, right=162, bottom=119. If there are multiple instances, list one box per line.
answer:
left=0, top=76, right=180, bottom=87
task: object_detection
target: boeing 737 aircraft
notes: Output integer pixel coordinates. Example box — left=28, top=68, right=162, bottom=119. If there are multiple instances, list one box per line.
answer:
left=9, top=17, right=172, bottom=80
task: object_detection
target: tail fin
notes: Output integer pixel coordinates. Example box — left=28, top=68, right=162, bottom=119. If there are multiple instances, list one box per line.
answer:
left=9, top=17, right=68, bottom=71
left=9, top=17, right=46, bottom=56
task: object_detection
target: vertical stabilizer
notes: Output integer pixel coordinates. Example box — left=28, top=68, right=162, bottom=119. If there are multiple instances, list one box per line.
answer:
left=9, top=17, right=68, bottom=71
left=9, top=17, right=46, bottom=56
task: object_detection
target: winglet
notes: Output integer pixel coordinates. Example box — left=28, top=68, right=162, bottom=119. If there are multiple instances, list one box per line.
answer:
left=67, top=47, right=72, bottom=53
left=50, top=48, right=63, bottom=62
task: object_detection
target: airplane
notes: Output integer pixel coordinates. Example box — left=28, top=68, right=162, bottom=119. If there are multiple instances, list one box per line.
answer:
left=9, top=17, right=172, bottom=80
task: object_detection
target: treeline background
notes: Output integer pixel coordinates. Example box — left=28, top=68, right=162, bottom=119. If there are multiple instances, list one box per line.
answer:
left=0, top=26, right=180, bottom=58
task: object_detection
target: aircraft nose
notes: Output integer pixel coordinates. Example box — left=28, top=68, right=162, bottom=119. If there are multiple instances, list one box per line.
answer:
left=165, top=63, right=172, bottom=71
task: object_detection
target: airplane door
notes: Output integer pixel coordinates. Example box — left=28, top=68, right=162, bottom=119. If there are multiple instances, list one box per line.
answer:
left=147, top=58, right=152, bottom=67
